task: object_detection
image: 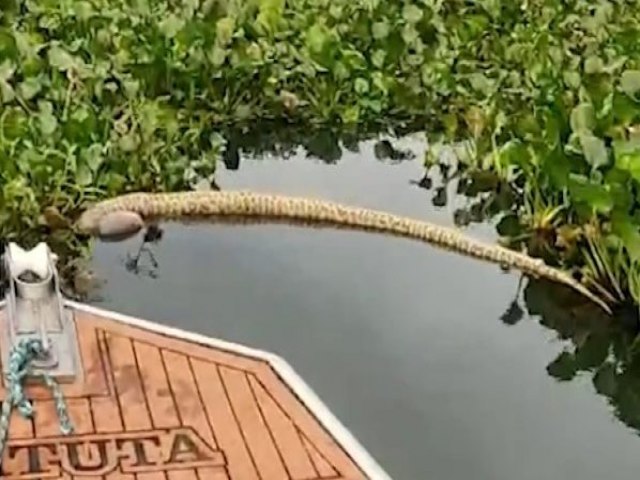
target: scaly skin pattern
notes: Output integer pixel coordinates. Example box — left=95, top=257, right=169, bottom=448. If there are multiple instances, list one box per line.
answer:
left=76, top=190, right=612, bottom=314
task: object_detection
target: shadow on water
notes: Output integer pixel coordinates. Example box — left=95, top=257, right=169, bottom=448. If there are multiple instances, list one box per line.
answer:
left=517, top=279, right=640, bottom=434
left=219, top=122, right=418, bottom=168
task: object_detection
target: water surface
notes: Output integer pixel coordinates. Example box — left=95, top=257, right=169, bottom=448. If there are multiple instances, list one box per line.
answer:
left=87, top=133, right=640, bottom=480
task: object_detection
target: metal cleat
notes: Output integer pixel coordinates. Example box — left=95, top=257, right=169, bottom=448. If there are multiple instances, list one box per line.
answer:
left=1, top=243, right=81, bottom=383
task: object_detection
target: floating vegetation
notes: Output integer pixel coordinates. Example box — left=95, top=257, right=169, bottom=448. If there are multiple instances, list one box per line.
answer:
left=3, top=0, right=640, bottom=308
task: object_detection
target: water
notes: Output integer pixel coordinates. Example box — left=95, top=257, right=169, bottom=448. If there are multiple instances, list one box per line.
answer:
left=86, top=132, right=640, bottom=480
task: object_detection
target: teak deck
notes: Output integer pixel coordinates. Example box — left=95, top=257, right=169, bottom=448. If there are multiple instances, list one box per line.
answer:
left=0, top=302, right=389, bottom=480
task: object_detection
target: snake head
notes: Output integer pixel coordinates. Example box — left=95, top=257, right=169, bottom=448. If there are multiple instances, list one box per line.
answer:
left=77, top=209, right=144, bottom=240
left=75, top=208, right=103, bottom=235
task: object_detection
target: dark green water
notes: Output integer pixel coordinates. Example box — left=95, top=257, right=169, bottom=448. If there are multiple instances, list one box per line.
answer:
left=86, top=133, right=640, bottom=480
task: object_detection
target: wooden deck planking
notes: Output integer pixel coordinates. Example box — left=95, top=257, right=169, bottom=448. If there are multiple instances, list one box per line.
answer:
left=6, top=409, right=33, bottom=441
left=162, top=350, right=228, bottom=480
left=74, top=318, right=110, bottom=396
left=220, top=366, right=289, bottom=479
left=106, top=333, right=151, bottom=432
left=92, top=330, right=133, bottom=480
left=132, top=341, right=179, bottom=430
left=61, top=399, right=95, bottom=480
left=106, top=333, right=167, bottom=480
left=301, top=435, right=339, bottom=478
left=191, top=359, right=260, bottom=480
left=31, top=398, right=90, bottom=480
left=253, top=363, right=364, bottom=479
left=0, top=376, right=33, bottom=479
left=133, top=341, right=197, bottom=480
left=248, top=375, right=318, bottom=479
left=0, top=308, right=371, bottom=480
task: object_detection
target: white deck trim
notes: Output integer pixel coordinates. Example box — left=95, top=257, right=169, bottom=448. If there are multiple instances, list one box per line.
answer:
left=0, top=299, right=391, bottom=479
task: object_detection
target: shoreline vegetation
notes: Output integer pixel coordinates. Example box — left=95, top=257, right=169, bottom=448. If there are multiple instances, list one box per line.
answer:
left=3, top=1, right=640, bottom=313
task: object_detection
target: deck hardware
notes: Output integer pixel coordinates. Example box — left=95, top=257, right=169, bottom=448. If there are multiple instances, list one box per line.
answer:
left=1, top=243, right=81, bottom=382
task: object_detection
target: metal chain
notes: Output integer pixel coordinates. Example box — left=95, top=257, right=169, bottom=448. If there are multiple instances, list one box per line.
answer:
left=0, top=338, right=73, bottom=466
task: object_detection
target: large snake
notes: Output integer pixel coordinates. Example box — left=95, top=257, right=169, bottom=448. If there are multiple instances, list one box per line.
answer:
left=75, top=190, right=612, bottom=314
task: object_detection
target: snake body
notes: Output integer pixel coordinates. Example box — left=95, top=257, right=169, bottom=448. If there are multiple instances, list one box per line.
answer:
left=76, top=190, right=612, bottom=314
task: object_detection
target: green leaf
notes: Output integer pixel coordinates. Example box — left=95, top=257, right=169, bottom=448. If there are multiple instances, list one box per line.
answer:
left=37, top=100, right=57, bottom=135
left=620, top=70, right=640, bottom=98
left=1, top=107, right=28, bottom=139
left=468, top=73, right=492, bottom=95
left=371, top=72, right=388, bottom=93
left=372, top=22, right=389, bottom=40
left=256, top=0, right=284, bottom=32
left=579, top=133, right=609, bottom=168
left=563, top=70, right=581, bottom=89
left=341, top=105, right=360, bottom=123
left=584, top=55, right=604, bottom=74
left=216, top=17, right=235, bottom=45
left=82, top=144, right=104, bottom=172
left=611, top=213, right=640, bottom=262
left=605, top=168, right=633, bottom=210
left=76, top=164, right=93, bottom=186
left=306, top=24, right=329, bottom=53
left=71, top=106, right=90, bottom=123
left=47, top=45, right=75, bottom=71
left=328, top=4, right=343, bottom=18
left=18, top=77, right=42, bottom=100
left=208, top=46, right=227, bottom=66
left=118, top=133, right=139, bottom=152
left=406, top=54, right=422, bottom=66
left=570, top=103, right=595, bottom=133
left=372, top=50, right=385, bottom=69
left=402, top=4, right=423, bottom=24
left=401, top=24, right=419, bottom=44
left=74, top=1, right=95, bottom=21
left=159, top=14, right=185, bottom=38
left=567, top=173, right=613, bottom=213
left=354, top=78, right=369, bottom=94
left=0, top=60, right=15, bottom=82
left=123, top=79, right=140, bottom=99
left=363, top=98, right=382, bottom=113
left=613, top=139, right=640, bottom=182
left=332, top=61, right=349, bottom=81
left=0, top=80, right=15, bottom=104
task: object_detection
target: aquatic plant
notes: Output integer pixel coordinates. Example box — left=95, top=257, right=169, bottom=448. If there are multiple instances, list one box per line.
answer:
left=3, top=0, right=640, bottom=305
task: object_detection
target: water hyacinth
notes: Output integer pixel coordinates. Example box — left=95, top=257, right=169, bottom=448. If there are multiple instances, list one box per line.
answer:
left=2, top=0, right=640, bottom=305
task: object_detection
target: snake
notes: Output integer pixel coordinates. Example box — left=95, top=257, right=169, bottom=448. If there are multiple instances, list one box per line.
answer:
left=75, top=190, right=612, bottom=314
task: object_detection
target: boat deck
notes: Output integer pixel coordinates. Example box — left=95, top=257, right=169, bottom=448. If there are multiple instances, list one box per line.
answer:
left=0, top=303, right=386, bottom=479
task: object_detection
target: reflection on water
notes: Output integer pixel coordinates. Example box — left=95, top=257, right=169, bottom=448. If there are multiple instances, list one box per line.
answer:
left=85, top=130, right=640, bottom=480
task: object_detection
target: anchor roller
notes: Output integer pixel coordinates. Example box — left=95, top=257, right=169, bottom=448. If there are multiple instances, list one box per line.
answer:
left=1, top=243, right=81, bottom=383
